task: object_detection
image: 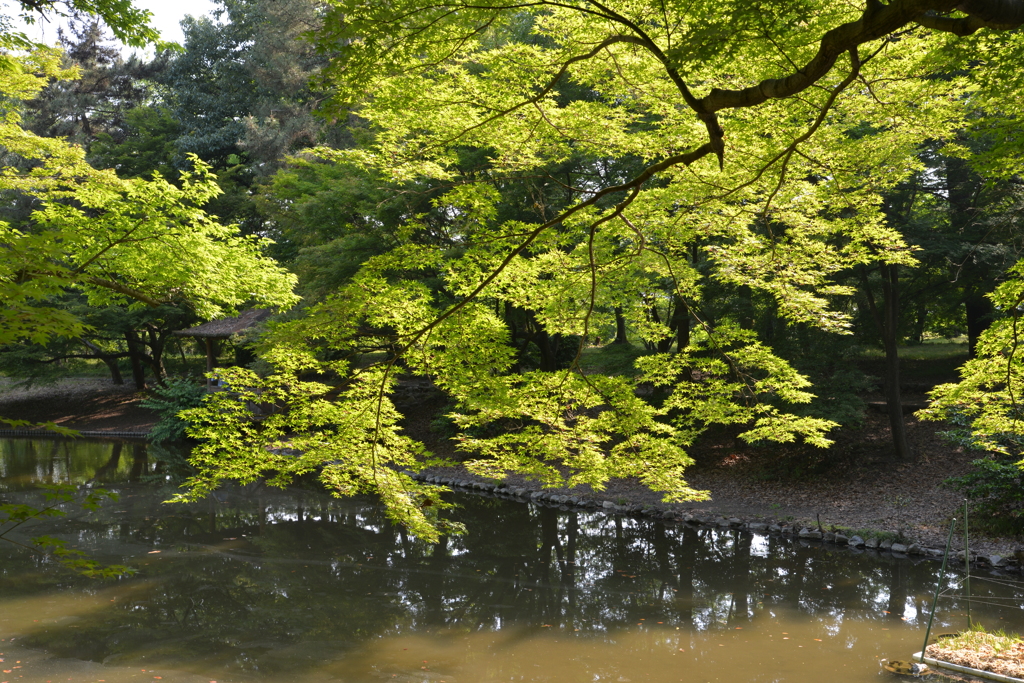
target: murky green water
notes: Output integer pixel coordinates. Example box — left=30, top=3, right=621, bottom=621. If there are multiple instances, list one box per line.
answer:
left=1, top=438, right=1021, bottom=683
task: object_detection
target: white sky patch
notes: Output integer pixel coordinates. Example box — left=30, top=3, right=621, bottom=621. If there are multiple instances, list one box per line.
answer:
left=6, top=0, right=218, bottom=51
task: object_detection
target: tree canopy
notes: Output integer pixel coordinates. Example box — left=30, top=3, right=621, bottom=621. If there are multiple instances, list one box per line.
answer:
left=175, top=0, right=1024, bottom=538
left=0, top=44, right=298, bottom=423
left=4, top=0, right=1024, bottom=540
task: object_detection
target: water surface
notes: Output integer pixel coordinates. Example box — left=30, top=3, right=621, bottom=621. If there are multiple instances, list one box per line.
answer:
left=1, top=437, right=1022, bottom=682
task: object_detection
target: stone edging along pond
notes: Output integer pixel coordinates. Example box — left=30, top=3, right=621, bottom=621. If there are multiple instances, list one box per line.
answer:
left=408, top=471, right=1023, bottom=574
left=2, top=427, right=1016, bottom=573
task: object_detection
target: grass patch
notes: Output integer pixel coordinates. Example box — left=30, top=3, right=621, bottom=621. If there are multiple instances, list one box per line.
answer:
left=935, top=624, right=1023, bottom=654
left=858, top=340, right=969, bottom=361
left=578, top=343, right=650, bottom=377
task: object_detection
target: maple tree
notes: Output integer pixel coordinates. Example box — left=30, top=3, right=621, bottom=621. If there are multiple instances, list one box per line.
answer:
left=0, top=47, right=298, bottom=425
left=177, top=0, right=1024, bottom=538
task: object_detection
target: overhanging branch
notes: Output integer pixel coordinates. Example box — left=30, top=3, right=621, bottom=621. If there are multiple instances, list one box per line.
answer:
left=700, top=0, right=961, bottom=113
left=917, top=0, right=1024, bottom=33
left=85, top=277, right=164, bottom=307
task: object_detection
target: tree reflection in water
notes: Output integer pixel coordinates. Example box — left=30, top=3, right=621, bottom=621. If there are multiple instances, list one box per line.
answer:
left=0, top=438, right=1018, bottom=682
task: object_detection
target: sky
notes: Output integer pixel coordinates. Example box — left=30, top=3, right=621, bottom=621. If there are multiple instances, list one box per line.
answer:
left=8, top=0, right=218, bottom=48
left=129, top=0, right=219, bottom=45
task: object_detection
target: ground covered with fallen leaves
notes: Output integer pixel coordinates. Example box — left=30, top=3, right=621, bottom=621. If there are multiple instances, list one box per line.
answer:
left=0, top=378, right=157, bottom=432
left=926, top=637, right=1024, bottom=678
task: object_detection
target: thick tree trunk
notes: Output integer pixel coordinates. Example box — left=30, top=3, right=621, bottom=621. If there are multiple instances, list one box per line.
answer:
left=79, top=338, right=123, bottom=385
left=124, top=331, right=147, bottom=390
left=536, top=329, right=559, bottom=372
left=612, top=306, right=628, bottom=344
left=674, top=299, right=690, bottom=352
left=965, top=294, right=993, bottom=358
left=103, top=356, right=124, bottom=385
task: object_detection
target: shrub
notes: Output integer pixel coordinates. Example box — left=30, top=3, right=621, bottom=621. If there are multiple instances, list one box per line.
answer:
left=141, top=378, right=207, bottom=444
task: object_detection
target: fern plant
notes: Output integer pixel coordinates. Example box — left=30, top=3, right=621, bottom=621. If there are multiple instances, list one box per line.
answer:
left=141, top=378, right=207, bottom=444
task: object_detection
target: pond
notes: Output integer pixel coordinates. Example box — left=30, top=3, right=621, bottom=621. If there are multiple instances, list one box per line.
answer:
left=1, top=437, right=1022, bottom=683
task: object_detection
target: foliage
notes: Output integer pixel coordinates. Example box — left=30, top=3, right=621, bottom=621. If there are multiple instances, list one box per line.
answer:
left=922, top=259, right=1024, bottom=454
left=1, top=0, right=159, bottom=50
left=922, top=257, right=1024, bottom=534
left=90, top=106, right=182, bottom=179
left=172, top=0, right=1024, bottom=537
left=25, top=19, right=162, bottom=149
left=174, top=352, right=464, bottom=542
left=944, top=457, right=1024, bottom=535
left=0, top=483, right=135, bottom=577
left=140, top=378, right=208, bottom=443
left=0, top=48, right=298, bottom=350
left=158, top=0, right=331, bottom=173
left=6, top=0, right=1024, bottom=543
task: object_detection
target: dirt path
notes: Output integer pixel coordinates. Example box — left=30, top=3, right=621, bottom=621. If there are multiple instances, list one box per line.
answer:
left=0, top=378, right=158, bottom=432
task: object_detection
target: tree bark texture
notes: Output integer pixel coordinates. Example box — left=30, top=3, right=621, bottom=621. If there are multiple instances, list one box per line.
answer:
left=124, top=330, right=147, bottom=390
left=880, top=264, right=913, bottom=461
left=861, top=264, right=914, bottom=461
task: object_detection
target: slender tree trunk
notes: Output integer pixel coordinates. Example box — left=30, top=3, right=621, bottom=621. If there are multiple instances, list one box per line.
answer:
left=861, top=264, right=913, bottom=461
left=79, top=338, right=123, bottom=384
left=205, top=338, right=216, bottom=391
left=672, top=295, right=690, bottom=351
left=879, top=264, right=913, bottom=461
left=912, top=299, right=927, bottom=345
left=145, top=326, right=167, bottom=385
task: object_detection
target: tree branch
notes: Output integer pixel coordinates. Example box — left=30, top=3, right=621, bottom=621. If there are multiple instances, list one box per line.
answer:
left=700, top=0, right=960, bottom=113
left=916, top=0, right=1024, bottom=34
left=84, top=277, right=164, bottom=307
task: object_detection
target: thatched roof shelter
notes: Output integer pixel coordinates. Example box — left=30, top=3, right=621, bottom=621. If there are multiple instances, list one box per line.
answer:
left=173, top=308, right=273, bottom=339
left=174, top=309, right=273, bottom=389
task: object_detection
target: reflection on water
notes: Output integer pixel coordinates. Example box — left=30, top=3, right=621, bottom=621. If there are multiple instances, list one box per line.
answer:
left=1, top=438, right=1022, bottom=682
left=0, top=437, right=158, bottom=488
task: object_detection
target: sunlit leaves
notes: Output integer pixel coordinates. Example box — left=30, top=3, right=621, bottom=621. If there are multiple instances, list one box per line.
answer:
left=172, top=0, right=1024, bottom=538
left=176, top=356, right=462, bottom=543
left=921, top=259, right=1024, bottom=457
left=0, top=51, right=298, bottom=351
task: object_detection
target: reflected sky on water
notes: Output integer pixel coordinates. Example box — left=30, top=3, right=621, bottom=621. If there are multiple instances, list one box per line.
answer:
left=1, top=437, right=1021, bottom=682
